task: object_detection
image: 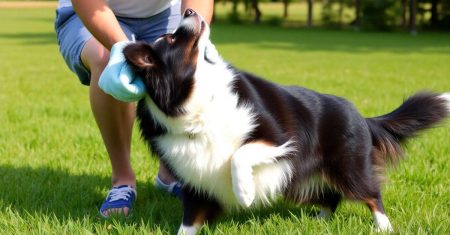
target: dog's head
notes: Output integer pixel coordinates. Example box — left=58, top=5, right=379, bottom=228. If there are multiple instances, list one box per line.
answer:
left=124, top=9, right=217, bottom=116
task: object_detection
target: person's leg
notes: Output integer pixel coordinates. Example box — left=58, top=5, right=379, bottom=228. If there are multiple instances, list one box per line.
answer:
left=55, top=6, right=137, bottom=216
left=129, top=1, right=182, bottom=190
left=80, top=38, right=136, bottom=216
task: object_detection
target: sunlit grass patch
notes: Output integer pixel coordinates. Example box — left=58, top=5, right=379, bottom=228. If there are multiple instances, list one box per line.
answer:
left=1, top=5, right=449, bottom=235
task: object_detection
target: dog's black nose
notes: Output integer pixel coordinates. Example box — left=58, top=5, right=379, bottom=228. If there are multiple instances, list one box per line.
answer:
left=184, top=8, right=195, bottom=17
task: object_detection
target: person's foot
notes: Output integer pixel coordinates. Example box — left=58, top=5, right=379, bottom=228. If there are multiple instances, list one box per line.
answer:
left=99, top=185, right=136, bottom=218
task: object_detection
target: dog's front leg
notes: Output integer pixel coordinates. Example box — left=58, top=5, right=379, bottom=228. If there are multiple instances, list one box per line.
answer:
left=231, top=148, right=256, bottom=207
left=178, top=187, right=222, bottom=235
left=231, top=140, right=296, bottom=207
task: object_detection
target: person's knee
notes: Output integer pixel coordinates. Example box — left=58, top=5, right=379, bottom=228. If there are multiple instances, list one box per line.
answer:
left=81, top=38, right=110, bottom=77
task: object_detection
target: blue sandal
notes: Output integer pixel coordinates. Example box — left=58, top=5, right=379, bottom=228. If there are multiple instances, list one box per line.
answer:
left=154, top=175, right=183, bottom=198
left=99, top=185, right=136, bottom=218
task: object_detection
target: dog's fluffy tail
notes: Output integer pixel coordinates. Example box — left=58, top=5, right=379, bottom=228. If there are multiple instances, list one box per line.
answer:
left=366, top=92, right=450, bottom=165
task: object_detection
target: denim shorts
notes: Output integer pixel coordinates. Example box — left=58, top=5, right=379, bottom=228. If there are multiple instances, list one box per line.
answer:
left=54, top=3, right=181, bottom=85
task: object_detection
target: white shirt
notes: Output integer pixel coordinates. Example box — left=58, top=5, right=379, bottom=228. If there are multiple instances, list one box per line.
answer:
left=58, top=0, right=180, bottom=18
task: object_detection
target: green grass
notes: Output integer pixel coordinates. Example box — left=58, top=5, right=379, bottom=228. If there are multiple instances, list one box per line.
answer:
left=1, top=5, right=450, bottom=235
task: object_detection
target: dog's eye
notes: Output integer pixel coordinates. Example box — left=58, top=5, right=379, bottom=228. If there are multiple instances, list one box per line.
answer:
left=144, top=56, right=152, bottom=64
left=164, top=35, right=175, bottom=44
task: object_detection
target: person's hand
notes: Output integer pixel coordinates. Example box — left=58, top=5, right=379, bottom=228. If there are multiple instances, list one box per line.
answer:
left=98, top=41, right=146, bottom=102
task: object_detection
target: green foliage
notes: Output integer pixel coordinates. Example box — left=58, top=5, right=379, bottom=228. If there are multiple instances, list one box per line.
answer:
left=321, top=0, right=354, bottom=28
left=431, top=0, right=450, bottom=30
left=1, top=6, right=450, bottom=235
left=360, top=0, right=400, bottom=31
left=227, top=10, right=244, bottom=24
left=266, top=16, right=283, bottom=26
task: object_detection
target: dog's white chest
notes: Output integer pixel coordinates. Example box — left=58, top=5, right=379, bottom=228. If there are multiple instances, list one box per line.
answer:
left=146, top=62, right=292, bottom=208
left=147, top=67, right=254, bottom=206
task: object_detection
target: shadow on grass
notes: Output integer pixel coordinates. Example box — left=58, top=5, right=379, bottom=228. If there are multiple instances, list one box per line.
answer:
left=0, top=164, right=183, bottom=233
left=210, top=22, right=450, bottom=54
left=0, top=164, right=321, bottom=233
left=0, top=32, right=57, bottom=45
left=2, top=21, right=450, bottom=53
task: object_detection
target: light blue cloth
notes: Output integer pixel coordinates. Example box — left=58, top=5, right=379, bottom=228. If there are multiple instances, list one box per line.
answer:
left=99, top=41, right=146, bottom=102
left=99, top=39, right=220, bottom=103
left=54, top=4, right=181, bottom=86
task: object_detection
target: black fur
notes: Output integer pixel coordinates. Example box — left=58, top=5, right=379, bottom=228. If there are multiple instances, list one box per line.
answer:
left=123, top=11, right=450, bottom=233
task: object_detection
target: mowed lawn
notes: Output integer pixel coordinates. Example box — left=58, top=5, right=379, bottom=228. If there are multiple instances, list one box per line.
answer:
left=1, top=5, right=450, bottom=235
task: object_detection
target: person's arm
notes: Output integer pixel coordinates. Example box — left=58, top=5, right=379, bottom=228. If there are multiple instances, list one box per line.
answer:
left=71, top=0, right=128, bottom=50
left=181, top=0, right=214, bottom=24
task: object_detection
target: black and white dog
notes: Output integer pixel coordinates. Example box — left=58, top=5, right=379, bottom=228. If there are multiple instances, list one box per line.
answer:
left=123, top=9, right=450, bottom=235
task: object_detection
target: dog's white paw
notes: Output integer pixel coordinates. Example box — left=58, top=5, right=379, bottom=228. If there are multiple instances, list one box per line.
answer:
left=233, top=179, right=255, bottom=207
left=177, top=224, right=200, bottom=235
left=231, top=165, right=255, bottom=207
left=375, top=224, right=394, bottom=233
left=373, top=211, right=394, bottom=233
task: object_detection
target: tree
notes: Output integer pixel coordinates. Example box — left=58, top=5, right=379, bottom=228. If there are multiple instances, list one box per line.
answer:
left=354, top=0, right=361, bottom=29
left=430, top=0, right=439, bottom=28
left=401, top=0, right=407, bottom=29
left=360, top=0, right=397, bottom=31
left=251, top=0, right=262, bottom=23
left=410, top=0, right=417, bottom=34
left=322, top=0, right=353, bottom=28
left=307, top=0, right=314, bottom=27
left=283, top=0, right=289, bottom=18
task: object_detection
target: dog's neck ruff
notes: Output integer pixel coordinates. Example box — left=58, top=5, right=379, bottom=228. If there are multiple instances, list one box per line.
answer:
left=142, top=54, right=291, bottom=208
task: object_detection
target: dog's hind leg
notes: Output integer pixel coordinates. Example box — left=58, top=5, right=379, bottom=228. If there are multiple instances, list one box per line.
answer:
left=178, top=187, right=222, bottom=235
left=231, top=140, right=296, bottom=207
left=330, top=172, right=393, bottom=232
left=313, top=191, right=342, bottom=219
left=323, top=149, right=393, bottom=232
left=331, top=170, right=393, bottom=232
left=365, top=196, right=393, bottom=233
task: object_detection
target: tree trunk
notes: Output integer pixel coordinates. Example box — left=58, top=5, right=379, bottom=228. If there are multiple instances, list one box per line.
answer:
left=401, top=0, right=407, bottom=30
left=232, top=0, right=238, bottom=16
left=283, top=0, right=289, bottom=18
left=338, top=0, right=344, bottom=26
left=410, top=0, right=417, bottom=34
left=354, top=0, right=361, bottom=30
left=244, top=0, right=251, bottom=14
left=430, top=0, right=439, bottom=28
left=307, top=0, right=313, bottom=28
left=251, top=0, right=262, bottom=24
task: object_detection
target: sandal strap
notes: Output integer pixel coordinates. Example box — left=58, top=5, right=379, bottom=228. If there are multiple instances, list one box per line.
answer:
left=99, top=185, right=136, bottom=218
left=107, top=185, right=137, bottom=201
left=155, top=175, right=183, bottom=198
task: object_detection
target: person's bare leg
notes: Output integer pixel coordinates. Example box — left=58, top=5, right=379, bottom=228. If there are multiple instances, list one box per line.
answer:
left=82, top=38, right=136, bottom=216
left=81, top=38, right=178, bottom=216
left=158, top=162, right=177, bottom=183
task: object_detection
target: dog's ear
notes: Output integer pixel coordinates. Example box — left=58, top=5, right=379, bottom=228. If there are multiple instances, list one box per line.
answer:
left=123, top=42, right=158, bottom=69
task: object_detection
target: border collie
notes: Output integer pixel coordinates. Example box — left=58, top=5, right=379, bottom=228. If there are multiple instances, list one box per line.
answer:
left=123, top=9, right=450, bottom=235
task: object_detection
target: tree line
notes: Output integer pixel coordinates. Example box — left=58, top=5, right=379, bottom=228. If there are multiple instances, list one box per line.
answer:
left=217, top=0, right=450, bottom=32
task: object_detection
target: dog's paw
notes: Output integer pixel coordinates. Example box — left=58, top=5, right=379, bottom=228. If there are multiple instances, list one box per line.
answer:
left=231, top=166, right=255, bottom=207
left=177, top=224, right=200, bottom=235
left=233, top=181, right=255, bottom=207
left=373, top=211, right=394, bottom=233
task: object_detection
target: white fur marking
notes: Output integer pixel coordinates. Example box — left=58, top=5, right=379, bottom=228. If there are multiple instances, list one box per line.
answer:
left=145, top=16, right=296, bottom=210
left=373, top=211, right=393, bottom=233
left=231, top=140, right=296, bottom=207
left=439, top=93, right=450, bottom=111
left=178, top=15, right=201, bottom=34
left=177, top=224, right=200, bottom=235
